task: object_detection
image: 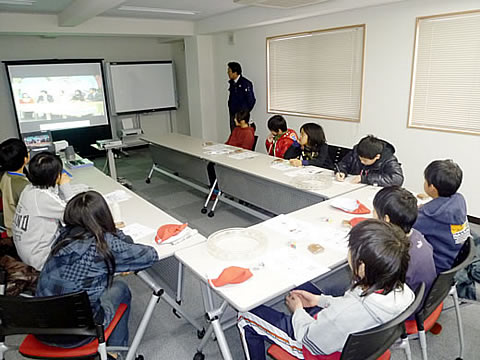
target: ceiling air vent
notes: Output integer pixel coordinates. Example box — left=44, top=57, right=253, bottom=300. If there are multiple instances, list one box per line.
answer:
left=234, top=0, right=330, bottom=9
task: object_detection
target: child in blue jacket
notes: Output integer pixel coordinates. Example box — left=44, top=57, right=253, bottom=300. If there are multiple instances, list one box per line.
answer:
left=413, top=160, right=470, bottom=274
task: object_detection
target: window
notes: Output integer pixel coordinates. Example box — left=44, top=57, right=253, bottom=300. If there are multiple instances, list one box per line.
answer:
left=267, top=24, right=365, bottom=122
left=408, top=10, right=480, bottom=135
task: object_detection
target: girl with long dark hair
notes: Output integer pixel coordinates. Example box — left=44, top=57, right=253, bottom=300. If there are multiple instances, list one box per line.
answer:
left=36, top=191, right=158, bottom=348
left=284, top=123, right=331, bottom=168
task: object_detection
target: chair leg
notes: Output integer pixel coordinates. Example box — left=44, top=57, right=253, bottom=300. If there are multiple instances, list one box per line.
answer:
left=403, top=337, right=412, bottom=360
left=394, top=335, right=412, bottom=360
left=451, top=288, right=465, bottom=359
left=418, top=330, right=428, bottom=360
left=98, top=342, right=108, bottom=360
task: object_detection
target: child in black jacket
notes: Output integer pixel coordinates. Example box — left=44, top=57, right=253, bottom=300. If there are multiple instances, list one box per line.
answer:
left=284, top=123, right=331, bottom=169
left=336, top=135, right=404, bottom=186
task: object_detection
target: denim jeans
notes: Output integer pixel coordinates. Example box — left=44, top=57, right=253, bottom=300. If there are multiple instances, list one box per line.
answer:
left=100, top=279, right=132, bottom=346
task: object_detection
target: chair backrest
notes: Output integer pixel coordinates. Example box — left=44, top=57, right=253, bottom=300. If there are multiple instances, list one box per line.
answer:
left=417, top=237, right=475, bottom=323
left=340, top=283, right=425, bottom=360
left=252, top=135, right=259, bottom=151
left=327, top=145, right=351, bottom=170
left=0, top=291, right=97, bottom=338
left=451, top=236, right=476, bottom=270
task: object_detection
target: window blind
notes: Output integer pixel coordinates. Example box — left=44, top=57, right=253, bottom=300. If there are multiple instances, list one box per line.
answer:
left=409, top=10, right=480, bottom=135
left=267, top=25, right=365, bottom=122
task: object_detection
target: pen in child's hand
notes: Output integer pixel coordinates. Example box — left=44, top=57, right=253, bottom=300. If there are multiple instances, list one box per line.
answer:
left=334, top=163, right=341, bottom=174
left=62, top=169, right=73, bottom=178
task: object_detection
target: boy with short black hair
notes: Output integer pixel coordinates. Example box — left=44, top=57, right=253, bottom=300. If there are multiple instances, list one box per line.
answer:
left=12, top=152, right=75, bottom=271
left=373, top=186, right=436, bottom=307
left=225, top=111, right=255, bottom=150
left=413, top=159, right=470, bottom=274
left=265, top=115, right=298, bottom=159
left=336, top=135, right=404, bottom=186
left=0, top=138, right=30, bottom=237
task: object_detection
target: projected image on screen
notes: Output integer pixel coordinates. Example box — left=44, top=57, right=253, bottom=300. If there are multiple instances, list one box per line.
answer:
left=6, top=62, right=109, bottom=134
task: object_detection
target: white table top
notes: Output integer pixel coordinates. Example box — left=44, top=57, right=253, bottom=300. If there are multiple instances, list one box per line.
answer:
left=142, top=133, right=367, bottom=199
left=69, top=166, right=206, bottom=260
left=176, top=185, right=383, bottom=312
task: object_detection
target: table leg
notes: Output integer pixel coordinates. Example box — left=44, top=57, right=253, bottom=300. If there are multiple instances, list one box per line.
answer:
left=107, top=148, right=117, bottom=181
left=176, top=261, right=184, bottom=304
left=136, top=271, right=205, bottom=333
left=194, top=283, right=234, bottom=360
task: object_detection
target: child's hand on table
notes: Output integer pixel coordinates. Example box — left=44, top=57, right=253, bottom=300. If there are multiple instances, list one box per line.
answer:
left=335, top=172, right=346, bottom=182
left=58, top=172, right=71, bottom=185
left=286, top=293, right=303, bottom=312
left=290, top=290, right=321, bottom=308
left=350, top=175, right=362, bottom=184
left=289, top=159, right=302, bottom=167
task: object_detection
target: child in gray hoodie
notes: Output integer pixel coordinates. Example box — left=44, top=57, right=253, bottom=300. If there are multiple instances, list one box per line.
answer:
left=237, top=220, right=414, bottom=360
left=12, top=152, right=75, bottom=271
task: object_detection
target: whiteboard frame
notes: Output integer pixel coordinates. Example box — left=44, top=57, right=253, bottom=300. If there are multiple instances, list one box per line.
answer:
left=107, top=60, right=178, bottom=115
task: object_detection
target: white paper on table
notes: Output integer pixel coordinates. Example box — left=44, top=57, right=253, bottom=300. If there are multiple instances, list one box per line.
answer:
left=284, top=166, right=323, bottom=177
left=270, top=160, right=294, bottom=171
left=202, top=144, right=236, bottom=155
left=160, top=228, right=198, bottom=245
left=228, top=151, right=260, bottom=160
left=122, top=223, right=156, bottom=241
left=262, top=214, right=349, bottom=248
left=261, top=214, right=312, bottom=242
left=330, top=198, right=359, bottom=212
left=104, top=190, right=132, bottom=203
left=263, top=248, right=330, bottom=285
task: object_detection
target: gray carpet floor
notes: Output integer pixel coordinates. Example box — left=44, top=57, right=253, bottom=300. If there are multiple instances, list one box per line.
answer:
left=5, top=147, right=480, bottom=360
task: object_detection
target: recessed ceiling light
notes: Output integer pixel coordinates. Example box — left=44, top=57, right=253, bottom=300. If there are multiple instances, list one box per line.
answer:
left=0, top=0, right=35, bottom=5
left=117, top=6, right=199, bottom=15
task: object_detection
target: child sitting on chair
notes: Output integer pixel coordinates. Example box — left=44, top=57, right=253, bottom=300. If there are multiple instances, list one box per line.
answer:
left=36, top=191, right=158, bottom=348
left=225, top=110, right=255, bottom=150
left=373, top=186, right=436, bottom=311
left=413, top=160, right=470, bottom=274
left=265, top=115, right=298, bottom=159
left=12, top=152, right=75, bottom=271
left=335, top=135, right=404, bottom=186
left=284, top=123, right=331, bottom=169
left=237, top=220, right=414, bottom=360
left=0, top=138, right=30, bottom=237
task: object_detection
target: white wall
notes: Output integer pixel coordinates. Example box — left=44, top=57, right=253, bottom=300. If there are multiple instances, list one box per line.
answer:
left=205, top=0, right=480, bottom=216
left=0, top=35, right=190, bottom=142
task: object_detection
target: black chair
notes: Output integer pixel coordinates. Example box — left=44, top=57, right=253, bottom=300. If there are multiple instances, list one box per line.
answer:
left=268, top=283, right=425, bottom=360
left=0, top=289, right=138, bottom=360
left=252, top=135, right=259, bottom=151
left=406, top=237, right=475, bottom=360
left=327, top=145, right=351, bottom=171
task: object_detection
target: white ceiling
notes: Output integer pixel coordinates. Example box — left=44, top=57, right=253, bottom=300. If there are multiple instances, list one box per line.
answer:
left=0, top=0, right=409, bottom=36
left=0, top=0, right=248, bottom=20
left=103, top=0, right=247, bottom=21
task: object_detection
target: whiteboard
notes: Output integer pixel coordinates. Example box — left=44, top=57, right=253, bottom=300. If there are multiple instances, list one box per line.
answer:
left=108, top=61, right=177, bottom=114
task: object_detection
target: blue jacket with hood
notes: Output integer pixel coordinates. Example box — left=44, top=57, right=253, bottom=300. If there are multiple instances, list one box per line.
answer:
left=413, top=193, right=470, bottom=273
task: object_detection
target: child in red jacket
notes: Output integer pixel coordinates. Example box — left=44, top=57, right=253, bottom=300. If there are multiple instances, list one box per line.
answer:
left=225, top=111, right=255, bottom=150
left=265, top=115, right=298, bottom=158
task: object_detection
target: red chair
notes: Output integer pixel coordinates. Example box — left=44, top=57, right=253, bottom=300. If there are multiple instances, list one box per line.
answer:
left=0, top=290, right=143, bottom=360
left=405, top=237, right=475, bottom=360
left=267, top=283, right=425, bottom=360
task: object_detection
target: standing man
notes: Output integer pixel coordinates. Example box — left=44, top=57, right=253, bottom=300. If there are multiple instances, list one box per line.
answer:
left=227, top=62, right=256, bottom=132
